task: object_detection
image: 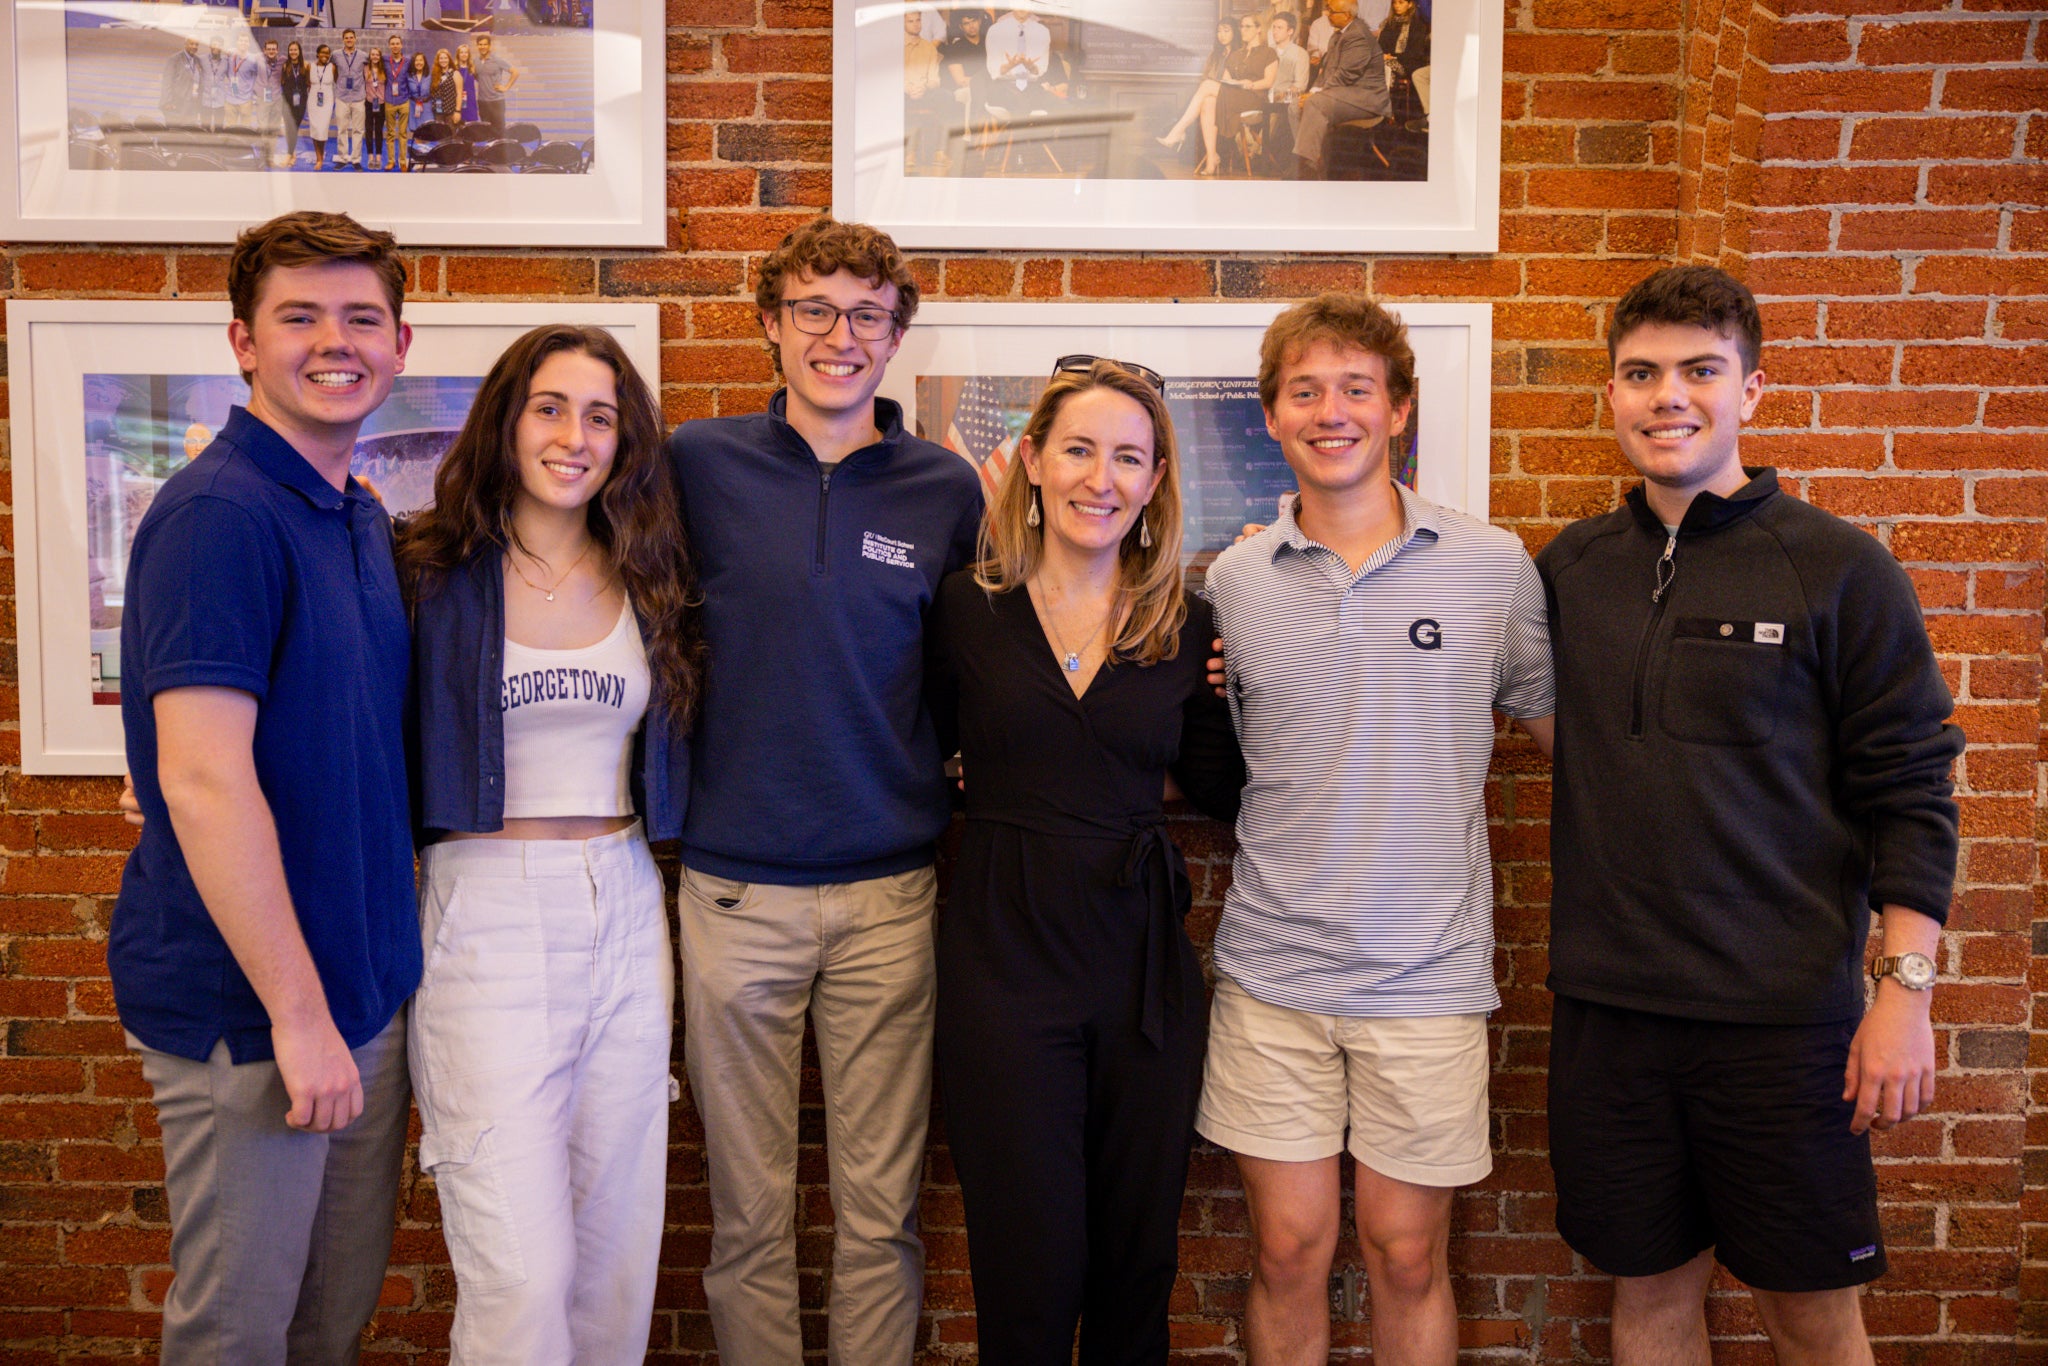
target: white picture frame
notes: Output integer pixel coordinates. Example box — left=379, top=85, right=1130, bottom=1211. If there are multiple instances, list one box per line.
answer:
left=7, top=298, right=662, bottom=775
left=836, top=0, right=1501, bottom=252
left=885, top=300, right=1493, bottom=568
left=0, top=1, right=663, bottom=245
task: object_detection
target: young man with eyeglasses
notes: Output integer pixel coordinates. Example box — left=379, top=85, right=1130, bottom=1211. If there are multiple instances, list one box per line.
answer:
left=662, top=215, right=983, bottom=1365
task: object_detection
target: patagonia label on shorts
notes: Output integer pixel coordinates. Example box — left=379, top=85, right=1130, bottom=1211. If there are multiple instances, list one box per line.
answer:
left=1849, top=1245, right=1878, bottom=1262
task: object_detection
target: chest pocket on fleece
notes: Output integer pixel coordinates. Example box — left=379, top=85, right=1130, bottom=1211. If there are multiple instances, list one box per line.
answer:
left=1658, top=617, right=1788, bottom=747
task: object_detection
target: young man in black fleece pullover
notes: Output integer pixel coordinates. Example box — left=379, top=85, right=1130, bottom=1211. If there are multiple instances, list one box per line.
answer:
left=1536, top=265, right=1962, bottom=1366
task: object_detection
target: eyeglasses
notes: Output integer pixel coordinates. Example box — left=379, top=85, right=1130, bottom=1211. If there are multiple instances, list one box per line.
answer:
left=1052, top=354, right=1165, bottom=392
left=782, top=299, right=900, bottom=342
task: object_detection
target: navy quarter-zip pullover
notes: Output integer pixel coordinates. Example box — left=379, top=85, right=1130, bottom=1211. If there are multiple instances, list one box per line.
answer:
left=667, top=392, right=984, bottom=884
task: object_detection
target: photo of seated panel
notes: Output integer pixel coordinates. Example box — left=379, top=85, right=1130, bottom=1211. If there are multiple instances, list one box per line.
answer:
left=838, top=0, right=1495, bottom=253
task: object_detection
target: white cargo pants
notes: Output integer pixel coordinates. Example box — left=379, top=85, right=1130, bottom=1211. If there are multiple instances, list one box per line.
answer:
left=409, top=824, right=675, bottom=1366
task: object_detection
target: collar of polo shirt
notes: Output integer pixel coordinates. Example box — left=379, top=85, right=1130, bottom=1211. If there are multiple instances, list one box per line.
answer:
left=1270, top=479, right=1441, bottom=561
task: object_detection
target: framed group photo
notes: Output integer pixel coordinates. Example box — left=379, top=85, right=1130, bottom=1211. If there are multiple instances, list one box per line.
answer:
left=835, top=0, right=1501, bottom=252
left=6, top=299, right=662, bottom=775
left=0, top=1, right=663, bottom=245
left=885, top=300, right=1493, bottom=576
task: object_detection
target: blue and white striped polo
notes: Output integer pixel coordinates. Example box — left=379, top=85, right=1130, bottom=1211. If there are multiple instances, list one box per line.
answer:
left=1207, top=482, right=1554, bottom=1018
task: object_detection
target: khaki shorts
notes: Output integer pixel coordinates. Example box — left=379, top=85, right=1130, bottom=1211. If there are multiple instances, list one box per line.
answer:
left=1195, top=974, right=1493, bottom=1187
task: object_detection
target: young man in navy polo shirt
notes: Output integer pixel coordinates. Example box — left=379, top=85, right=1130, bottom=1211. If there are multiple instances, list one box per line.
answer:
left=111, top=210, right=417, bottom=1364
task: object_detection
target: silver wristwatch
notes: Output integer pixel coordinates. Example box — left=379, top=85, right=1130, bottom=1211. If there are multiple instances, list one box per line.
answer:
left=1870, top=951, right=1935, bottom=991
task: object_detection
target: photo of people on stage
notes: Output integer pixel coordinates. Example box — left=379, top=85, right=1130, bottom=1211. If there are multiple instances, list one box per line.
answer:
left=62, top=2, right=595, bottom=176
left=901, top=0, right=1430, bottom=182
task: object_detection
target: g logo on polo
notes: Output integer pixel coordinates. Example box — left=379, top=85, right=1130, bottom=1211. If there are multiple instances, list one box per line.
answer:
left=1409, top=619, right=1442, bottom=650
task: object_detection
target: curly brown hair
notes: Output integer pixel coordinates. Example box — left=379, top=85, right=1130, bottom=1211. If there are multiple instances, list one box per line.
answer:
left=395, top=325, right=704, bottom=728
left=1256, top=293, right=1416, bottom=412
left=754, top=216, right=920, bottom=374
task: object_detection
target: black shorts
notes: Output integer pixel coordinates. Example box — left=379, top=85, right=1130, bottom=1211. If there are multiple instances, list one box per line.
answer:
left=1547, top=995, right=1885, bottom=1293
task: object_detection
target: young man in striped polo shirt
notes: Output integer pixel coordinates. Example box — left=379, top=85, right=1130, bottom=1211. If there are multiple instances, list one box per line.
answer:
left=1198, top=294, right=1554, bottom=1366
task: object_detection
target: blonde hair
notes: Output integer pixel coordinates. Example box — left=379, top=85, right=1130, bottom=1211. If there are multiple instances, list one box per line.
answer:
left=976, top=361, right=1187, bottom=666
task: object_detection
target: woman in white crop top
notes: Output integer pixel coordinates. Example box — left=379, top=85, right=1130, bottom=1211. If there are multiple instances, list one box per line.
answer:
left=395, top=325, right=702, bottom=1365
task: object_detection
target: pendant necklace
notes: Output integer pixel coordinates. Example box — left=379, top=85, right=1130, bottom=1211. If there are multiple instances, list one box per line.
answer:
left=1035, top=583, right=1113, bottom=673
left=508, top=541, right=593, bottom=602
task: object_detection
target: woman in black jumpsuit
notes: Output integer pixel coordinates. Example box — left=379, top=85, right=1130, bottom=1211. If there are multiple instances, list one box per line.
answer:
left=928, top=358, right=1243, bottom=1365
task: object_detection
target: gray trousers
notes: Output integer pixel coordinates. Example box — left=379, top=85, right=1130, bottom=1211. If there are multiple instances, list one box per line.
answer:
left=1295, top=82, right=1393, bottom=169
left=133, top=1009, right=410, bottom=1366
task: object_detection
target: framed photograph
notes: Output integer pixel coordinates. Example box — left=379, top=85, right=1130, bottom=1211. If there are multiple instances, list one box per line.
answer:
left=0, top=1, right=662, bottom=245
left=835, top=0, right=1500, bottom=252
left=885, top=300, right=1492, bottom=574
left=7, top=299, right=661, bottom=775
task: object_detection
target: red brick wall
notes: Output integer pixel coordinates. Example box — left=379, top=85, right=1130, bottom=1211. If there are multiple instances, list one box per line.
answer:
left=1676, top=0, right=1780, bottom=269
left=1746, top=4, right=2041, bottom=1361
left=2, top=2, right=2041, bottom=1361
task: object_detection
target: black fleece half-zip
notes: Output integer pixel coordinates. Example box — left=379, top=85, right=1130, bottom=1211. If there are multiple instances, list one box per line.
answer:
left=1626, top=532, right=1678, bottom=739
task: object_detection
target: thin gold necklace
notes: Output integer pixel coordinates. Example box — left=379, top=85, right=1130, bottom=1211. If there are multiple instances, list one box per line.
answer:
left=508, top=541, right=593, bottom=602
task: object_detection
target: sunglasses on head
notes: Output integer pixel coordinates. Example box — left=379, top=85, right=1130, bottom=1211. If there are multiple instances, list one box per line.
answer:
left=1052, top=354, right=1165, bottom=392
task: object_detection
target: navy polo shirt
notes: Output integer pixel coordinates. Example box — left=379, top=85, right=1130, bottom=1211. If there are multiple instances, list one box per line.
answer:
left=109, top=407, right=419, bottom=1064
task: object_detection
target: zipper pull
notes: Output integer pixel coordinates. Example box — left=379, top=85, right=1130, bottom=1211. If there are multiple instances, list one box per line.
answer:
left=820, top=467, right=832, bottom=494
left=1652, top=533, right=1677, bottom=603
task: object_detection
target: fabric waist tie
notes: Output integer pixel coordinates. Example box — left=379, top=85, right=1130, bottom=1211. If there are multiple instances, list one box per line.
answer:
left=968, top=809, right=1193, bottom=1050
left=1119, top=823, right=1193, bottom=1050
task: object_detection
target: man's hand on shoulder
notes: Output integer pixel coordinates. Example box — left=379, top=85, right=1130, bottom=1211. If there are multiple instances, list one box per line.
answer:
left=272, top=1015, right=365, bottom=1132
left=1206, top=636, right=1226, bottom=696
left=1234, top=491, right=1295, bottom=546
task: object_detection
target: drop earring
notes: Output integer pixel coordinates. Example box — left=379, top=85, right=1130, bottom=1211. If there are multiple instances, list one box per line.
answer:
left=1139, top=513, right=1152, bottom=549
left=1027, top=489, right=1041, bottom=527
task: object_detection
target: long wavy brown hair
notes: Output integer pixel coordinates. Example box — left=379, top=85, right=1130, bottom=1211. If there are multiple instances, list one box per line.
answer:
left=976, top=360, right=1187, bottom=666
left=395, top=324, right=703, bottom=727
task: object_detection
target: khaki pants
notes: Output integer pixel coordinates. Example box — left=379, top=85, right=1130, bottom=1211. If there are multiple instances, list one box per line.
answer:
left=337, top=98, right=366, bottom=164
left=677, top=863, right=936, bottom=1365
left=385, top=102, right=410, bottom=166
